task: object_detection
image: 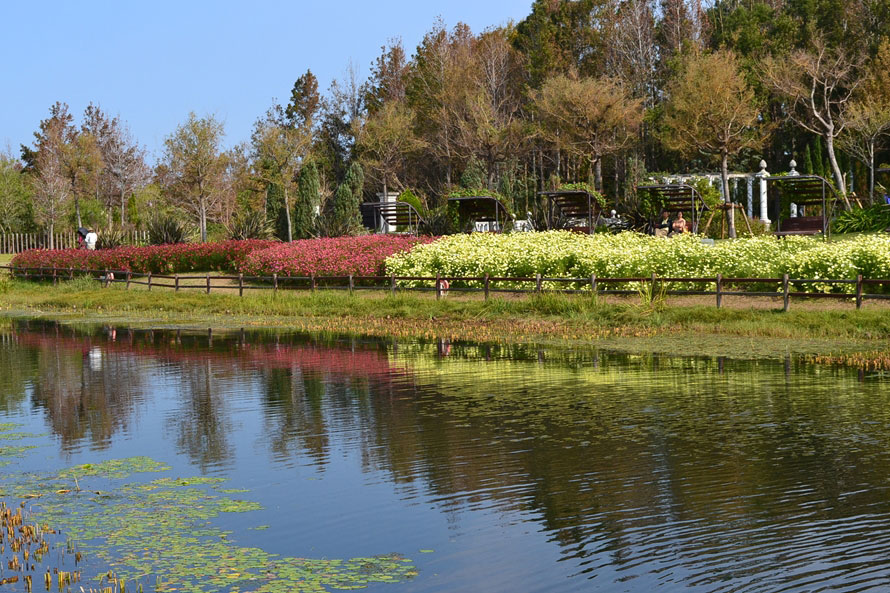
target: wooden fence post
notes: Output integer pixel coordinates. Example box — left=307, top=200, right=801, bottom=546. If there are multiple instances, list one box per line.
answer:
left=390, top=274, right=396, bottom=296
left=782, top=274, right=790, bottom=312
left=126, top=271, right=131, bottom=290
left=650, top=272, right=657, bottom=303
left=52, top=267, right=57, bottom=285
left=591, top=274, right=597, bottom=297
left=68, top=267, right=73, bottom=280
left=348, top=274, right=354, bottom=294
left=175, top=274, right=179, bottom=292
left=147, top=272, right=152, bottom=291
left=535, top=273, right=542, bottom=293
left=239, top=274, right=244, bottom=297
left=716, top=274, right=723, bottom=309
left=436, top=274, right=442, bottom=300
left=104, top=270, right=110, bottom=288
left=310, top=273, right=316, bottom=292
left=273, top=273, right=278, bottom=293
left=206, top=273, right=211, bottom=294
left=484, top=274, right=490, bottom=301
left=856, top=274, right=863, bottom=310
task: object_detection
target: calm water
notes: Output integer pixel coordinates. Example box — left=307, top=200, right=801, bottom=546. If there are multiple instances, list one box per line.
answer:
left=1, top=320, right=890, bottom=592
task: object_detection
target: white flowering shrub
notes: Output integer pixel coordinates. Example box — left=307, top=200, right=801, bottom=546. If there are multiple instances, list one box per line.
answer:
left=385, top=231, right=890, bottom=293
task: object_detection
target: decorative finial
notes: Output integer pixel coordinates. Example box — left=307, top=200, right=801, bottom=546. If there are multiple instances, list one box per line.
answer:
left=759, top=160, right=767, bottom=171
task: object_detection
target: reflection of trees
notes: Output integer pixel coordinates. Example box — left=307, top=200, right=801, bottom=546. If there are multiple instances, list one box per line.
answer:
left=0, top=332, right=35, bottom=413
left=170, top=359, right=234, bottom=471
left=23, top=328, right=145, bottom=451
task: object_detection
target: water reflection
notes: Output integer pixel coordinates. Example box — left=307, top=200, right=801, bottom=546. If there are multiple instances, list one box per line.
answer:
left=2, top=320, right=890, bottom=591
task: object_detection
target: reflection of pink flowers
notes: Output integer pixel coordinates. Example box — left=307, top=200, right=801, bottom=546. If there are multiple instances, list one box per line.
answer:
left=11, top=240, right=278, bottom=274
left=239, top=236, right=437, bottom=277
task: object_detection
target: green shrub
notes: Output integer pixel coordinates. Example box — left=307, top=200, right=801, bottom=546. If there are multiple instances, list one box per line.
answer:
left=96, top=225, right=130, bottom=250
left=148, top=215, right=193, bottom=245
left=832, top=204, right=890, bottom=234
left=227, top=210, right=275, bottom=240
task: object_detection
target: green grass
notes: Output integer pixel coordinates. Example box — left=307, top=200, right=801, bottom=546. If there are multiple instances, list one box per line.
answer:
left=2, top=278, right=889, bottom=358
left=0, top=254, right=12, bottom=266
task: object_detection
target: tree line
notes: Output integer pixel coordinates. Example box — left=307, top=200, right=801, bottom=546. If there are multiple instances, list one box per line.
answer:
left=3, top=0, right=890, bottom=242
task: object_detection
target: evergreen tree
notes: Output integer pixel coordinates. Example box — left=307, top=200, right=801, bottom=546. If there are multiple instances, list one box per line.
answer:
left=813, top=137, right=826, bottom=178
left=803, top=144, right=814, bottom=175
left=265, top=182, right=287, bottom=240
left=293, top=162, right=320, bottom=239
left=329, top=162, right=365, bottom=236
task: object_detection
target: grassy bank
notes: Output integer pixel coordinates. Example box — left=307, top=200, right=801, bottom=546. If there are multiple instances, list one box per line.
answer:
left=2, top=277, right=890, bottom=364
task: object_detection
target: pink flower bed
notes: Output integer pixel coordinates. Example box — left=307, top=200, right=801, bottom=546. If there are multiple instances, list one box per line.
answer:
left=239, top=235, right=437, bottom=277
left=11, top=240, right=278, bottom=274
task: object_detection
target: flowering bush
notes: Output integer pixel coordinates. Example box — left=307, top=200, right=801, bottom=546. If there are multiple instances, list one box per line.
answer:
left=385, top=231, right=890, bottom=293
left=239, top=235, right=437, bottom=277
left=11, top=240, right=278, bottom=274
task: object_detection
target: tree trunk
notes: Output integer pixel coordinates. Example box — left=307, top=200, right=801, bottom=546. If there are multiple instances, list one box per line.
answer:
left=824, top=134, right=851, bottom=209
left=722, top=152, right=736, bottom=239
left=120, top=184, right=127, bottom=226
left=199, top=198, right=207, bottom=242
left=868, top=140, right=876, bottom=204
left=284, top=185, right=293, bottom=242
left=75, top=195, right=82, bottom=229
left=48, top=222, right=54, bottom=250
left=594, top=157, right=603, bottom=193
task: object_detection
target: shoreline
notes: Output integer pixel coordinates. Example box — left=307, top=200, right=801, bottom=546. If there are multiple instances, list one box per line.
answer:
left=2, top=280, right=889, bottom=367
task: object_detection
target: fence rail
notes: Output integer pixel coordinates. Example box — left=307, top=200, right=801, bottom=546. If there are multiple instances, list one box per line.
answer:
left=0, top=231, right=148, bottom=254
left=2, top=265, right=890, bottom=311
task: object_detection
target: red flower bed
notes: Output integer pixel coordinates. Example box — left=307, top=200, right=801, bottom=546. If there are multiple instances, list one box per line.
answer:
left=10, top=240, right=278, bottom=274
left=239, top=235, right=437, bottom=278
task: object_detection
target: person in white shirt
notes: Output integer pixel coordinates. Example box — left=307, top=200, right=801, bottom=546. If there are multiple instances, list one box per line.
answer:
left=84, top=229, right=98, bottom=250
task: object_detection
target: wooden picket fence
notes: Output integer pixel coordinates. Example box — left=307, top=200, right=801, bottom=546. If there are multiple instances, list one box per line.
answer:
left=3, top=265, right=890, bottom=311
left=0, top=231, right=148, bottom=254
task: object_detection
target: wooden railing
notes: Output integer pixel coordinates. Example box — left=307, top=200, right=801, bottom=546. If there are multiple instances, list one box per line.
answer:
left=0, top=231, right=148, bottom=254
left=3, top=265, right=890, bottom=311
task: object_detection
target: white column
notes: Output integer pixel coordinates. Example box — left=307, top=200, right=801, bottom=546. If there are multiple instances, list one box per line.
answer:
left=757, top=160, right=770, bottom=224
left=746, top=177, right=754, bottom=217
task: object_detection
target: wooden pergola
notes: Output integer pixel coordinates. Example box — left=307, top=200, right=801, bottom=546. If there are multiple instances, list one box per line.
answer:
left=361, top=201, right=426, bottom=235
left=537, top=190, right=602, bottom=234
left=447, top=195, right=511, bottom=233
left=766, top=175, right=840, bottom=237
left=636, top=184, right=708, bottom=234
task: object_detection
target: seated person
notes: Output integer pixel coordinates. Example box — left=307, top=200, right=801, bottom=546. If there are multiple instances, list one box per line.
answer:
left=671, top=212, right=688, bottom=234
left=654, top=210, right=671, bottom=238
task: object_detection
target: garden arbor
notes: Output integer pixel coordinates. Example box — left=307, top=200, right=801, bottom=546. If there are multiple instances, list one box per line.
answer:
left=636, top=184, right=708, bottom=234
left=362, top=201, right=426, bottom=235
left=537, top=190, right=602, bottom=234
left=447, top=195, right=511, bottom=233
left=767, top=175, right=840, bottom=236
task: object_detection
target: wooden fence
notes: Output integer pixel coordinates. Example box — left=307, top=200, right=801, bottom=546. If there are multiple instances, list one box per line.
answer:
left=3, top=265, right=890, bottom=311
left=0, top=231, right=148, bottom=254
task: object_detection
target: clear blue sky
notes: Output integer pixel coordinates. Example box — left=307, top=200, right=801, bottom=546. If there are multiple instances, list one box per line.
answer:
left=1, top=0, right=532, bottom=162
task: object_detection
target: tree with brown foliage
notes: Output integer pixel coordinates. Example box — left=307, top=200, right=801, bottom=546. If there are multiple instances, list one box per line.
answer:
left=536, top=74, right=643, bottom=191
left=662, top=50, right=765, bottom=238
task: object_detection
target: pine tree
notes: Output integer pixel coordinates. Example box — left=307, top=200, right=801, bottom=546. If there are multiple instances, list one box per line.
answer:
left=803, top=144, right=814, bottom=175
left=813, top=137, right=826, bottom=178
left=293, top=162, right=320, bottom=239
left=329, top=162, right=364, bottom=236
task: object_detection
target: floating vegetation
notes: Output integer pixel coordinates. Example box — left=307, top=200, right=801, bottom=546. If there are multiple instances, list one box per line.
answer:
left=0, top=456, right=417, bottom=593
left=809, top=350, right=890, bottom=371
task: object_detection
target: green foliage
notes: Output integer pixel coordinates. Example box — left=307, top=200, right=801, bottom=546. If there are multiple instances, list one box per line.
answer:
left=558, top=182, right=606, bottom=207
left=227, top=210, right=276, bottom=240
left=293, top=162, right=320, bottom=239
left=147, top=214, right=193, bottom=245
left=832, top=204, right=890, bottom=233
left=460, top=157, right=487, bottom=189
left=324, top=163, right=366, bottom=237
left=96, top=224, right=130, bottom=249
left=803, top=144, right=815, bottom=175
left=397, top=188, right=425, bottom=214
left=689, top=178, right=723, bottom=209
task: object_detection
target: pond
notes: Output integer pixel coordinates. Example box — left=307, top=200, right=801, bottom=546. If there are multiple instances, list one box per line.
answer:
left=1, top=320, right=889, bottom=592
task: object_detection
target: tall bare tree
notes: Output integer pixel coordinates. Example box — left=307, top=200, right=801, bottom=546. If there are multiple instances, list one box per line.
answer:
left=662, top=50, right=766, bottom=238
left=763, top=39, right=864, bottom=206
left=162, top=113, right=230, bottom=242
left=353, top=101, right=425, bottom=200
left=31, top=125, right=70, bottom=248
